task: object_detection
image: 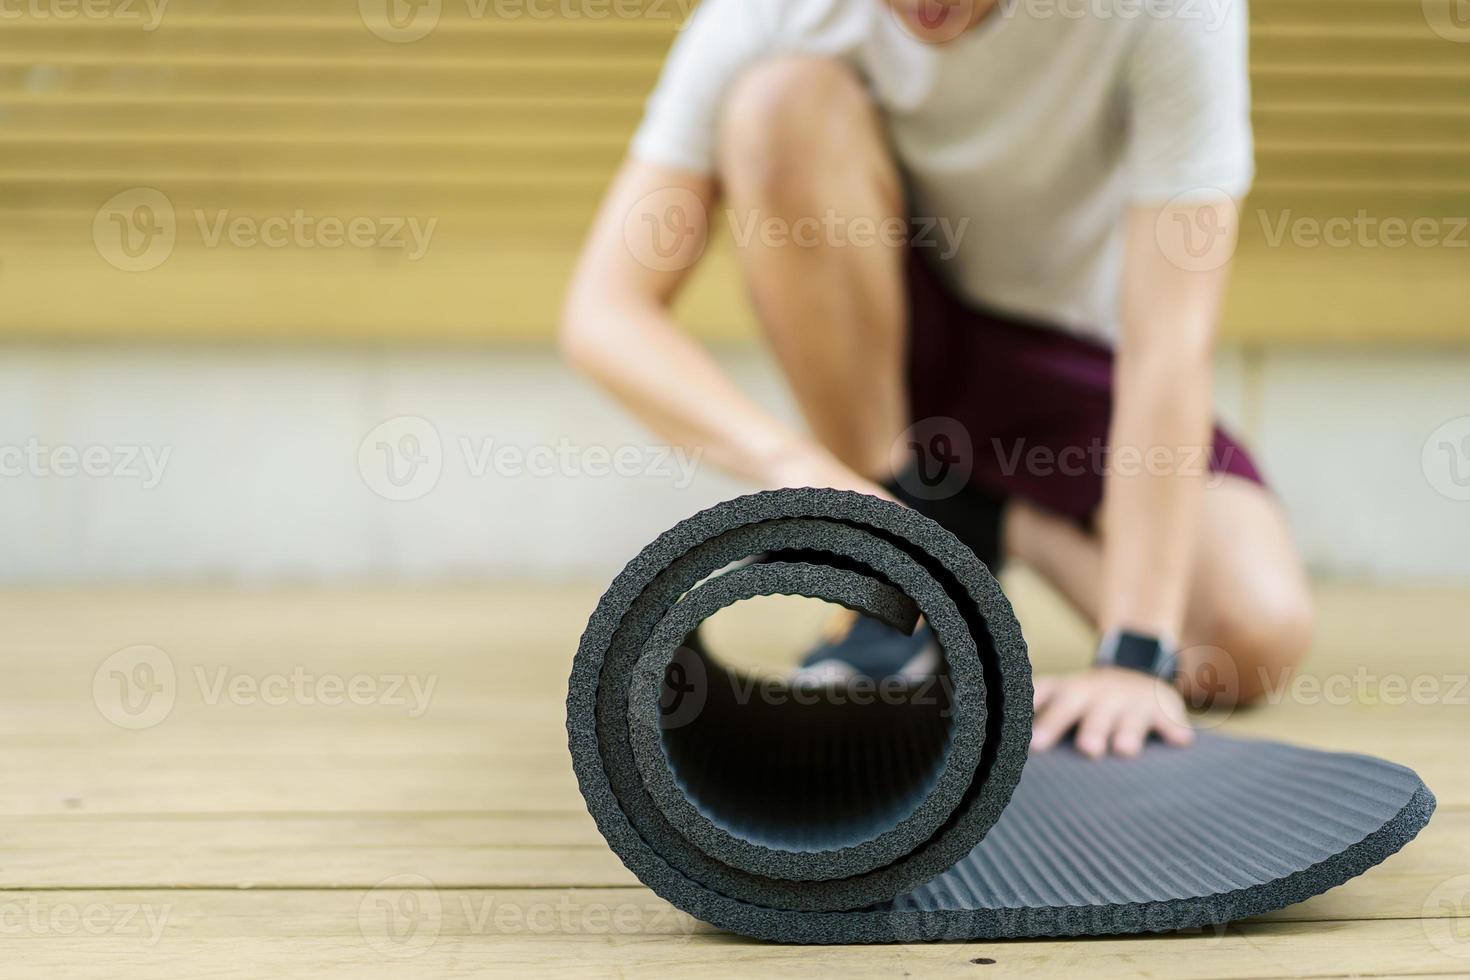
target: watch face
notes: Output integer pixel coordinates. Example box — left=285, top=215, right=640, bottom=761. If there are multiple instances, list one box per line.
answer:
left=1104, top=631, right=1179, bottom=680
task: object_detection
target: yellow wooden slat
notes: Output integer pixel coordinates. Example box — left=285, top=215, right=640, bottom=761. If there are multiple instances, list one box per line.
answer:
left=1, top=235, right=1467, bottom=346
left=0, top=3, right=1464, bottom=344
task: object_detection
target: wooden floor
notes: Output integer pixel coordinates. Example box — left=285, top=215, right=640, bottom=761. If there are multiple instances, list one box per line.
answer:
left=1, top=575, right=1466, bottom=978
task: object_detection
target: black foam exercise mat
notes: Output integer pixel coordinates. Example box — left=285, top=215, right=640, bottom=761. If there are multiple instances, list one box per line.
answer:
left=566, top=488, right=1434, bottom=944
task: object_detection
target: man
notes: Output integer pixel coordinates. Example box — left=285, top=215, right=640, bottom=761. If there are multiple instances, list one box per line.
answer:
left=561, top=0, right=1313, bottom=758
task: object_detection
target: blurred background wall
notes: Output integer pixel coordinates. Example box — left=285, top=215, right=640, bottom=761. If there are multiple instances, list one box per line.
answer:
left=1, top=0, right=1468, bottom=583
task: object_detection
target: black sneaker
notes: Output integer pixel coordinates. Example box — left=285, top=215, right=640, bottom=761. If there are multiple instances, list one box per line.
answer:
left=793, top=615, right=938, bottom=685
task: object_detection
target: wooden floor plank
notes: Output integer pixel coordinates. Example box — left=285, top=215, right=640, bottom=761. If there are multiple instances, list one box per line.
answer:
left=0, top=806, right=1462, bottom=923
left=0, top=889, right=1466, bottom=979
left=0, top=580, right=1464, bottom=976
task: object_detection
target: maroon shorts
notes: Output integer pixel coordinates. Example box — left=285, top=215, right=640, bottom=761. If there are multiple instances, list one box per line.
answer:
left=904, top=249, right=1265, bottom=522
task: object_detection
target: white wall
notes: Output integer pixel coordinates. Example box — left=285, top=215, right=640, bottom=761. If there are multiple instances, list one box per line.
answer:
left=1, top=343, right=1467, bottom=583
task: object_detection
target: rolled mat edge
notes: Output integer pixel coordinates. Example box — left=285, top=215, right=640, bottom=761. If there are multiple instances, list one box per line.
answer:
left=566, top=488, right=1435, bottom=944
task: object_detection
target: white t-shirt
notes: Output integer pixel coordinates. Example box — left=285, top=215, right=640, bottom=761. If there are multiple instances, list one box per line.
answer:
left=631, top=0, right=1254, bottom=343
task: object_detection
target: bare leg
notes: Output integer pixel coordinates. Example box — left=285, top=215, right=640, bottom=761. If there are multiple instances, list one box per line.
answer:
left=713, top=57, right=1314, bottom=704
left=1007, top=476, right=1315, bottom=706
left=716, top=56, right=909, bottom=481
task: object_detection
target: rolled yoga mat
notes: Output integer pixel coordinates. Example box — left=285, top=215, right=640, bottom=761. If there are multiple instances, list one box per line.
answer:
left=566, top=488, right=1435, bottom=944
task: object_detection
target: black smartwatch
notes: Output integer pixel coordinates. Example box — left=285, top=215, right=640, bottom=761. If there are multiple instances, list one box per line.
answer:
left=1096, top=629, right=1179, bottom=682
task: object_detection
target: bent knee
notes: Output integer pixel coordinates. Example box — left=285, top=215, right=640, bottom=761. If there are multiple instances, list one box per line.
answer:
left=717, top=56, right=875, bottom=200
left=1190, top=588, right=1316, bottom=707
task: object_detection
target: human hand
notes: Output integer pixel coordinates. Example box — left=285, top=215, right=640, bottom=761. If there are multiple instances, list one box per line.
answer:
left=1030, top=666, right=1195, bottom=759
left=764, top=442, right=895, bottom=501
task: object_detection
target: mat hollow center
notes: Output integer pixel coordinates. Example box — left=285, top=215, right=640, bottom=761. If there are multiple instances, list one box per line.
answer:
left=659, top=643, right=956, bottom=854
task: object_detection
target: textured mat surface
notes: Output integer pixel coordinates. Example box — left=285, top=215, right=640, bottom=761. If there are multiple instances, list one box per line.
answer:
left=566, top=489, right=1435, bottom=944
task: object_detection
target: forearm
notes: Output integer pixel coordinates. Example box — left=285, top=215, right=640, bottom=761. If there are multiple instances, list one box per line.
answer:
left=1098, top=344, right=1212, bottom=640
left=1100, top=199, right=1235, bottom=642
left=560, top=159, right=862, bottom=490
left=561, top=294, right=815, bottom=485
